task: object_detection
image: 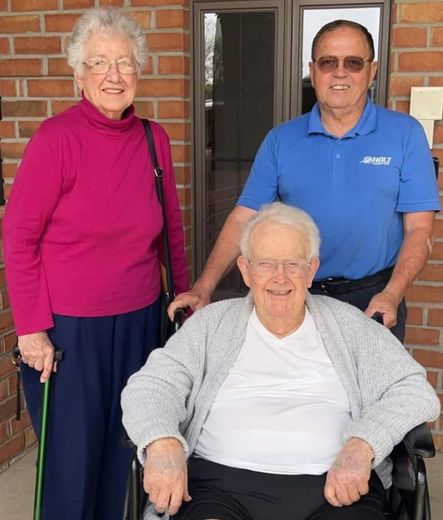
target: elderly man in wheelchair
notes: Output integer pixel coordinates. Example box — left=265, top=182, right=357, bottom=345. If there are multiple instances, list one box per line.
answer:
left=122, top=202, right=440, bottom=520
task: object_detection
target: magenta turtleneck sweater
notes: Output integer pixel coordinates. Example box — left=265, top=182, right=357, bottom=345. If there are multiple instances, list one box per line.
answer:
left=3, top=97, right=189, bottom=335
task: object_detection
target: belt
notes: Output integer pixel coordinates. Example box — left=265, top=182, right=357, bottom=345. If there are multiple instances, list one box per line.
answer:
left=311, top=266, right=394, bottom=295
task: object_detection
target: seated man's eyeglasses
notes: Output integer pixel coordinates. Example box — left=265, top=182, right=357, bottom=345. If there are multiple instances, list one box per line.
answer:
left=82, top=57, right=138, bottom=75
left=248, top=258, right=310, bottom=277
left=313, top=55, right=372, bottom=73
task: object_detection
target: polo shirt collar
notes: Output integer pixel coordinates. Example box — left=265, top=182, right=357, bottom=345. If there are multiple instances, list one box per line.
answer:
left=307, top=99, right=376, bottom=138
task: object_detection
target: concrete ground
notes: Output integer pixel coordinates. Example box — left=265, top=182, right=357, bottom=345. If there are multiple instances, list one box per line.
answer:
left=0, top=448, right=442, bottom=519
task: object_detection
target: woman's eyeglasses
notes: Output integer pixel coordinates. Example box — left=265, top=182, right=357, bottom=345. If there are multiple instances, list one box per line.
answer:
left=82, top=57, right=138, bottom=75
left=313, top=56, right=372, bottom=73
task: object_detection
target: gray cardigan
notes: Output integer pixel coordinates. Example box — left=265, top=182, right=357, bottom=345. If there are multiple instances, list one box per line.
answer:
left=121, top=294, right=440, bottom=519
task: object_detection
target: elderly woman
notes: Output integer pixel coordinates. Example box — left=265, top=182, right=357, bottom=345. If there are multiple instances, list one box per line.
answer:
left=122, top=202, right=439, bottom=520
left=3, top=7, right=188, bottom=519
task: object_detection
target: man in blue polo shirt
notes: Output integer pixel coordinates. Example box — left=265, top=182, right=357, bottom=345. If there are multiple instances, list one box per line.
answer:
left=171, top=19, right=440, bottom=341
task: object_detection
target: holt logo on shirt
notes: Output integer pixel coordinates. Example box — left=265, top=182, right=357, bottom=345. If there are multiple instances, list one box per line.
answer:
left=359, top=156, right=392, bottom=166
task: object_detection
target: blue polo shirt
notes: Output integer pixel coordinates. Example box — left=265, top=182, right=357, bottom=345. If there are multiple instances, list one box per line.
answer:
left=238, top=100, right=440, bottom=280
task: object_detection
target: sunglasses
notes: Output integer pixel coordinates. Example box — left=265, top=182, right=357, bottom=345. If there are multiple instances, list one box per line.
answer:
left=313, top=56, right=372, bottom=73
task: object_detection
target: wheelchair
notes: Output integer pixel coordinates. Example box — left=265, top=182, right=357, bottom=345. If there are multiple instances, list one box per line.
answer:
left=122, top=422, right=436, bottom=520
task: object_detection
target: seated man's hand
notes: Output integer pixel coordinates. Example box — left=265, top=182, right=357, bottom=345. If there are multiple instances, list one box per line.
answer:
left=324, top=437, right=374, bottom=507
left=144, top=437, right=191, bottom=515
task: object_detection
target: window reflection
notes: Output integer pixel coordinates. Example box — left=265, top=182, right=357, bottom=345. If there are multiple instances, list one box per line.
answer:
left=204, top=11, right=276, bottom=298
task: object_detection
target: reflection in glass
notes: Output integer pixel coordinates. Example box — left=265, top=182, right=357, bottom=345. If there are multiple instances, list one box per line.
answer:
left=204, top=12, right=275, bottom=298
left=301, top=8, right=380, bottom=114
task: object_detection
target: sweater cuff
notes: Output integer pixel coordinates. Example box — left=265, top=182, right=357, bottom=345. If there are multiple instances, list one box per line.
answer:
left=343, top=421, right=394, bottom=467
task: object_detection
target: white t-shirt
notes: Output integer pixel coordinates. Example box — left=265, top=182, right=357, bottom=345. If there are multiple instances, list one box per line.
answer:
left=194, top=308, right=352, bottom=474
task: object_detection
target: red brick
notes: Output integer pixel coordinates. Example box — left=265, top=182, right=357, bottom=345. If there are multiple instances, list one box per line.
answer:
left=391, top=27, right=427, bottom=48
left=139, top=56, right=153, bottom=75
left=405, top=326, right=440, bottom=346
left=158, top=55, right=189, bottom=75
left=0, top=59, right=42, bottom=76
left=428, top=308, right=443, bottom=326
left=171, top=143, right=190, bottom=163
left=426, top=370, right=439, bottom=387
left=160, top=122, right=189, bottom=140
left=0, top=395, right=15, bottom=421
left=3, top=333, right=16, bottom=355
left=28, top=79, right=74, bottom=97
left=11, top=0, right=57, bottom=10
left=0, top=432, right=24, bottom=466
left=2, top=163, right=18, bottom=180
left=14, top=36, right=61, bottom=54
left=132, top=0, right=187, bottom=5
left=18, top=120, right=41, bottom=139
left=156, top=9, right=189, bottom=30
left=398, top=51, right=443, bottom=72
left=158, top=100, right=189, bottom=119
left=412, top=349, right=443, bottom=369
left=11, top=410, right=31, bottom=435
left=127, top=11, right=151, bottom=30
left=418, top=263, right=443, bottom=282
left=181, top=207, right=191, bottom=226
left=406, top=306, right=423, bottom=325
left=0, top=0, right=7, bottom=10
left=0, top=79, right=16, bottom=96
left=99, top=0, right=125, bottom=6
left=173, top=165, right=191, bottom=185
left=0, top=422, right=9, bottom=445
left=0, top=142, right=26, bottom=160
left=430, top=77, right=443, bottom=87
left=392, top=100, right=409, bottom=114
left=132, top=100, right=154, bottom=119
left=389, top=76, right=424, bottom=97
left=47, top=57, right=73, bottom=76
left=0, top=311, right=13, bottom=331
left=147, top=33, right=188, bottom=52
left=406, top=285, right=443, bottom=303
left=137, top=78, right=188, bottom=97
left=0, top=121, right=15, bottom=139
left=2, top=100, right=47, bottom=118
left=434, top=124, right=443, bottom=144
left=0, top=15, right=40, bottom=34
left=0, top=379, right=9, bottom=401
left=0, top=38, right=10, bottom=55
left=63, top=0, right=94, bottom=7
left=432, top=27, right=443, bottom=46
left=400, top=3, right=443, bottom=23
left=51, top=99, right=77, bottom=115
left=45, top=14, right=81, bottom=33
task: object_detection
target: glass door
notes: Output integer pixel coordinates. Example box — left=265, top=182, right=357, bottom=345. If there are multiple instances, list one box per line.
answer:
left=194, top=1, right=287, bottom=298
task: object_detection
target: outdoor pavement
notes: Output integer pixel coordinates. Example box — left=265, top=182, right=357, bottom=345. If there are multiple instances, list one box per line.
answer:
left=0, top=447, right=442, bottom=519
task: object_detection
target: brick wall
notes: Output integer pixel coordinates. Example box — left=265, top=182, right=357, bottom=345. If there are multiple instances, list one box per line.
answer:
left=0, top=0, right=191, bottom=471
left=0, top=0, right=442, bottom=470
left=389, top=0, right=443, bottom=450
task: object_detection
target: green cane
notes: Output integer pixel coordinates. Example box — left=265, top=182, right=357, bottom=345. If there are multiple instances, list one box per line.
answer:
left=33, top=377, right=51, bottom=520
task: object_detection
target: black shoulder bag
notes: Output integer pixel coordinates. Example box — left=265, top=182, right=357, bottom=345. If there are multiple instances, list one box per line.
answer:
left=142, top=119, right=183, bottom=347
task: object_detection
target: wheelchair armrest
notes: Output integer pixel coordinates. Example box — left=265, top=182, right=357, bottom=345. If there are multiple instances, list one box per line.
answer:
left=402, top=423, right=436, bottom=459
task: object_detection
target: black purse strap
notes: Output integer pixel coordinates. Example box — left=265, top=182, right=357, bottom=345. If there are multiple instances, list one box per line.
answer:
left=142, top=119, right=175, bottom=298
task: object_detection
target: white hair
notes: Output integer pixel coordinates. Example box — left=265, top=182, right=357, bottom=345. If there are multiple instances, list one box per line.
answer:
left=239, top=202, right=321, bottom=259
left=67, top=7, right=148, bottom=75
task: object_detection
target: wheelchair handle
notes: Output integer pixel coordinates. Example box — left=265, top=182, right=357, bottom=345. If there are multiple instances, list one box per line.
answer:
left=371, top=312, right=384, bottom=325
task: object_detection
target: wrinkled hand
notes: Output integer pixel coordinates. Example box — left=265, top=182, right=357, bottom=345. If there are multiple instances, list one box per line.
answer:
left=144, top=437, right=191, bottom=516
left=167, top=285, right=211, bottom=320
left=364, top=289, right=399, bottom=329
left=18, top=331, right=55, bottom=383
left=324, top=437, right=374, bottom=507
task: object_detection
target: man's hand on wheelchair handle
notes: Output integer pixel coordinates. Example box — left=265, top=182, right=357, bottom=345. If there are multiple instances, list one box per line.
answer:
left=144, top=437, right=191, bottom=516
left=324, top=437, right=374, bottom=507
